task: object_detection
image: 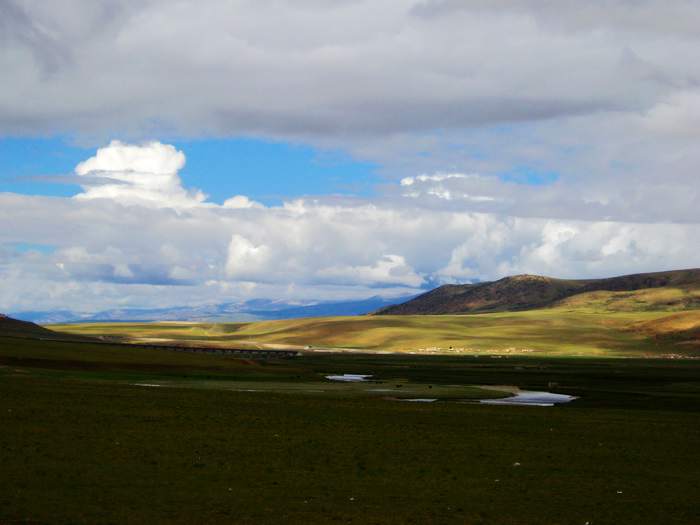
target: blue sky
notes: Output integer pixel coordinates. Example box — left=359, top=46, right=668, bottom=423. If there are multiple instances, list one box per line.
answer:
left=1, top=137, right=378, bottom=205
left=0, top=136, right=559, bottom=204
left=173, top=139, right=378, bottom=205
left=0, top=137, right=91, bottom=198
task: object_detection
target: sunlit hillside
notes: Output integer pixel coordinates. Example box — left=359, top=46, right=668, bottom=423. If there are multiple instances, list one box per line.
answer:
left=53, top=303, right=700, bottom=358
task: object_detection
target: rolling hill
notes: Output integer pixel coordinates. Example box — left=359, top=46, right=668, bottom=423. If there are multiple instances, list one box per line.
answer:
left=0, top=314, right=62, bottom=339
left=6, top=269, right=700, bottom=358
left=53, top=308, right=700, bottom=357
left=0, top=314, right=92, bottom=342
left=376, top=269, right=700, bottom=315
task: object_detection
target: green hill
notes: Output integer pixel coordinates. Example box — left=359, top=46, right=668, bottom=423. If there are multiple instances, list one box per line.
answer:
left=13, top=269, right=700, bottom=358
left=53, top=308, right=700, bottom=358
left=555, top=286, right=700, bottom=312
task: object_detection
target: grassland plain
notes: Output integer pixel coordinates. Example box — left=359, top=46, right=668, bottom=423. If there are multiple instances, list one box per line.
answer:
left=2, top=336, right=700, bottom=524
left=554, top=285, right=700, bottom=312
left=53, top=306, right=700, bottom=357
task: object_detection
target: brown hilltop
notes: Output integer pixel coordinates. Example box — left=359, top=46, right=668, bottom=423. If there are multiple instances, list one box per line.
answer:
left=376, top=268, right=700, bottom=315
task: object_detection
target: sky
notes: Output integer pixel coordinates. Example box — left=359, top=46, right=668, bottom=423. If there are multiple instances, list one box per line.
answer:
left=1, top=0, right=699, bottom=313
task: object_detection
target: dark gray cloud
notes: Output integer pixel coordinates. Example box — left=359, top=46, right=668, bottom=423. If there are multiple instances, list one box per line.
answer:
left=1, top=0, right=691, bottom=139
left=411, top=0, right=700, bottom=37
left=0, top=0, right=70, bottom=73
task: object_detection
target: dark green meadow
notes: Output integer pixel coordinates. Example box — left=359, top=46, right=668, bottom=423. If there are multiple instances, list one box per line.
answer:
left=1, top=336, right=700, bottom=524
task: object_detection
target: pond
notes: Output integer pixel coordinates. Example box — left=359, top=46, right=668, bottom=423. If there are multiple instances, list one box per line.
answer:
left=479, top=389, right=577, bottom=406
left=325, top=374, right=373, bottom=382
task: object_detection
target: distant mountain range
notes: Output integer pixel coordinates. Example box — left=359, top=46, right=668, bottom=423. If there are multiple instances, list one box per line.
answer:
left=8, top=269, right=700, bottom=325
left=10, top=295, right=417, bottom=324
left=376, top=269, right=700, bottom=315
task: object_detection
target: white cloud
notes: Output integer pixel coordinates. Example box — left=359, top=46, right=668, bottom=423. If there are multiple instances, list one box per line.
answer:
left=226, top=234, right=271, bottom=279
left=317, top=255, right=423, bottom=287
left=400, top=173, right=499, bottom=203
left=2, top=177, right=699, bottom=313
left=74, top=140, right=207, bottom=209
left=400, top=173, right=470, bottom=186
left=223, top=195, right=264, bottom=209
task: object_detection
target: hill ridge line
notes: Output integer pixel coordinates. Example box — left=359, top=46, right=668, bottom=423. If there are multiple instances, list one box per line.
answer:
left=376, top=268, right=700, bottom=315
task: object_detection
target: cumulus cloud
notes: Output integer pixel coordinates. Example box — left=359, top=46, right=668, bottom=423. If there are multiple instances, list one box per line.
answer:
left=74, top=140, right=207, bottom=209
left=400, top=174, right=470, bottom=186
left=2, top=181, right=699, bottom=313
left=226, top=234, right=271, bottom=279
left=317, top=255, right=423, bottom=287
left=223, top=195, right=264, bottom=209
left=400, top=173, right=498, bottom=203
